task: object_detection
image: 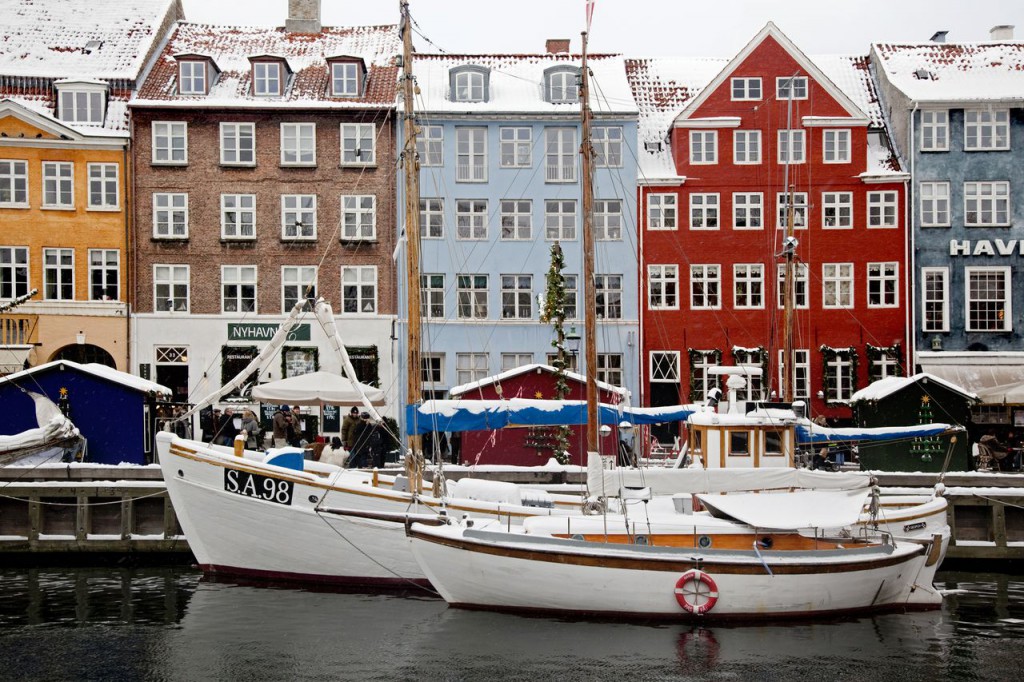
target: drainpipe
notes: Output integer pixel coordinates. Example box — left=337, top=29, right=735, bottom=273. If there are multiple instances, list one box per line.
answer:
left=123, top=142, right=132, bottom=373
left=907, top=102, right=918, bottom=373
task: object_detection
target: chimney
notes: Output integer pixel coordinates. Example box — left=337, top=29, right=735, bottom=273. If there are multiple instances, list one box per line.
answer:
left=286, top=0, right=321, bottom=33
left=546, top=38, right=570, bottom=54
left=990, top=25, right=1014, bottom=40
left=929, top=31, right=949, bottom=43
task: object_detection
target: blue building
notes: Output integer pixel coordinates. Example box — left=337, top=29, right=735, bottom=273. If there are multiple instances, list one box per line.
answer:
left=396, top=42, right=640, bottom=415
left=872, top=29, right=1024, bottom=411
left=0, top=360, right=170, bottom=464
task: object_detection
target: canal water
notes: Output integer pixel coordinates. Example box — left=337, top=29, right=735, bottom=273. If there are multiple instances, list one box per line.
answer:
left=1, top=567, right=1022, bottom=681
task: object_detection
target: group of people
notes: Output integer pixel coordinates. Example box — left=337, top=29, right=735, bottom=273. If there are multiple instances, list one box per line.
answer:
left=202, top=407, right=262, bottom=449
left=977, top=430, right=1023, bottom=472
left=271, top=405, right=307, bottom=449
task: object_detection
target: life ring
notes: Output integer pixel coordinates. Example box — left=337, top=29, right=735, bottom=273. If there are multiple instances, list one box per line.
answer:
left=674, top=569, right=719, bottom=614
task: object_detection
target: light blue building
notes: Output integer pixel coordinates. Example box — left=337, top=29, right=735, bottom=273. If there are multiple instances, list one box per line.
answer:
left=872, top=29, right=1024, bottom=408
left=396, top=45, right=640, bottom=418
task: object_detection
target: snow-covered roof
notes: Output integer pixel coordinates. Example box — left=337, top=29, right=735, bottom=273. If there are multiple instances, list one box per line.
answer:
left=133, top=22, right=400, bottom=108
left=872, top=41, right=1024, bottom=103
left=849, top=372, right=978, bottom=403
left=0, top=0, right=179, bottom=80
left=450, top=363, right=627, bottom=398
left=0, top=360, right=171, bottom=396
left=413, top=53, right=637, bottom=116
left=0, top=96, right=131, bottom=137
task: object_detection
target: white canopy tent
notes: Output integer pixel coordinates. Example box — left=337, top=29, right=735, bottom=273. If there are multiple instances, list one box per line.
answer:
left=251, top=371, right=386, bottom=407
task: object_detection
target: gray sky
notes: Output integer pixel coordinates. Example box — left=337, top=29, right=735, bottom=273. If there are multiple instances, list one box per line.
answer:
left=179, top=1, right=1023, bottom=57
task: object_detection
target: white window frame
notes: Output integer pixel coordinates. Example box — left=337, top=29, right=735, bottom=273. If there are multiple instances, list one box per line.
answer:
left=152, top=193, right=189, bottom=239
left=456, top=127, right=487, bottom=182
left=562, top=274, right=578, bottom=321
left=153, top=264, right=190, bottom=312
left=546, top=69, right=579, bottom=103
left=42, top=161, right=74, bottom=209
left=921, top=267, right=949, bottom=333
left=689, top=193, right=720, bottom=230
left=777, top=263, right=809, bottom=309
left=595, top=274, right=622, bottom=320
left=500, top=199, right=531, bottom=240
left=867, top=191, right=899, bottom=229
left=418, top=125, right=443, bottom=166
left=456, top=353, right=489, bottom=385
left=421, top=274, right=445, bottom=319
left=221, top=194, right=256, bottom=240
left=453, top=70, right=485, bottom=102
left=920, top=182, right=951, bottom=227
left=253, top=62, right=283, bottom=97
left=690, top=130, right=718, bottom=165
left=341, top=122, right=376, bottom=166
left=421, top=354, right=445, bottom=386
left=732, top=192, right=763, bottom=230
left=88, top=249, right=119, bottom=301
left=545, top=127, right=576, bottom=183
left=650, top=350, right=680, bottom=383
left=0, top=246, right=29, bottom=300
left=87, top=163, right=119, bottom=210
left=152, top=122, right=188, bottom=165
left=822, top=263, right=854, bottom=309
left=776, top=192, right=808, bottom=229
left=457, top=273, right=488, bottom=320
left=221, top=265, right=257, bottom=314
left=733, top=130, right=761, bottom=164
left=0, top=160, right=28, bottom=207
left=920, top=110, right=948, bottom=151
left=733, top=263, right=764, bottom=309
left=545, top=199, right=577, bottom=241
left=776, top=76, right=808, bottom=100
left=964, top=181, right=1010, bottom=226
left=777, top=129, right=805, bottom=164
left=340, top=195, right=377, bottom=241
left=420, top=197, right=444, bottom=239
left=281, top=265, right=317, bottom=312
left=281, top=194, right=317, bottom=240
left=280, top=122, right=316, bottom=166
left=595, top=199, right=622, bottom=240
left=57, top=87, right=105, bottom=125
left=341, top=265, right=378, bottom=314
left=823, top=129, right=851, bottom=163
left=824, top=349, right=856, bottom=403
left=456, top=199, right=488, bottom=240
left=867, top=262, right=899, bottom=309
left=964, top=109, right=1010, bottom=151
left=597, top=353, right=624, bottom=387
left=822, top=191, right=853, bottom=229
left=502, top=353, right=533, bottom=371
left=43, top=247, right=74, bottom=301
left=647, top=193, right=677, bottom=230
left=731, top=77, right=762, bottom=101
left=501, top=274, right=533, bottom=319
left=331, top=62, right=361, bottom=97
left=778, top=348, right=810, bottom=400
left=965, top=266, right=1012, bottom=332
left=648, top=264, right=679, bottom=310
left=499, top=126, right=532, bottom=168
left=593, top=126, right=624, bottom=167
left=178, top=61, right=207, bottom=95
left=220, top=122, right=255, bottom=166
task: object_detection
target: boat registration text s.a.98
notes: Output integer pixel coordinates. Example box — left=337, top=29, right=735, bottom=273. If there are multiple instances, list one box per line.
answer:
left=224, top=469, right=294, bottom=505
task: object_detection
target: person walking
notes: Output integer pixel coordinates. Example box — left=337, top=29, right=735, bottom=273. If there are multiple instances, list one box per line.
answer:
left=347, top=412, right=372, bottom=468
left=288, top=406, right=305, bottom=447
left=217, top=408, right=239, bottom=446
left=341, top=406, right=360, bottom=449
left=272, top=405, right=290, bottom=448
left=240, top=409, right=261, bottom=450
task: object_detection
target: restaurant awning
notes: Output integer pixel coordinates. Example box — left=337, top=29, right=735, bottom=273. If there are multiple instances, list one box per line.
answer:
left=918, top=362, right=1024, bottom=404
left=0, top=346, right=32, bottom=376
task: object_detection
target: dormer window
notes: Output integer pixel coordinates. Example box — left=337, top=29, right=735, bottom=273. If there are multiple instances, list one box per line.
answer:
left=449, top=66, right=489, bottom=103
left=330, top=60, right=364, bottom=97
left=55, top=81, right=107, bottom=125
left=249, top=57, right=289, bottom=97
left=544, top=66, right=579, bottom=104
left=178, top=61, right=208, bottom=95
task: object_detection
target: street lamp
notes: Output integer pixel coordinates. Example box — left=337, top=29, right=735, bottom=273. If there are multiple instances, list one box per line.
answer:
left=565, top=326, right=581, bottom=369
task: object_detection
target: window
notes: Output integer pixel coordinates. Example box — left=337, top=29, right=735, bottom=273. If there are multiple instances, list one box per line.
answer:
left=778, top=349, right=810, bottom=400
left=221, top=265, right=257, bottom=313
left=502, top=353, right=533, bottom=371
left=501, top=274, right=532, bottom=319
left=595, top=274, right=622, bottom=319
left=597, top=353, right=623, bottom=387
left=731, top=77, right=761, bottom=100
left=0, top=247, right=28, bottom=300
left=824, top=348, right=856, bottom=402
left=690, top=131, right=717, bottom=164
left=733, top=347, right=766, bottom=401
left=823, top=129, right=851, bottom=163
left=964, top=181, right=1010, bottom=226
left=340, top=195, right=376, bottom=241
left=777, top=263, right=809, bottom=309
left=869, top=346, right=901, bottom=382
left=920, top=182, right=950, bottom=227
left=331, top=62, right=361, bottom=97
left=341, top=123, right=375, bottom=165
left=545, top=199, right=577, bottom=240
left=776, top=192, right=808, bottom=229
left=964, top=109, right=1009, bottom=150
left=966, top=267, right=1011, bottom=332
left=689, top=350, right=719, bottom=402
left=154, top=265, right=189, bottom=312
left=778, top=130, right=805, bottom=164
left=456, top=353, right=489, bottom=385
left=733, top=130, right=761, bottom=164
left=689, top=193, right=719, bottom=229
left=456, top=199, right=488, bottom=240
left=421, top=274, right=445, bottom=319
left=688, top=264, right=720, bottom=309
left=420, top=198, right=444, bottom=238
left=648, top=193, right=677, bottom=230
left=776, top=76, right=808, bottom=100
left=920, top=110, right=948, bottom=151
left=822, top=192, right=852, bottom=229
left=43, top=248, right=74, bottom=300
left=595, top=200, right=622, bottom=240
left=280, top=123, right=315, bottom=165
left=545, top=128, right=576, bottom=182
left=220, top=194, right=256, bottom=240
left=342, top=266, right=377, bottom=314
left=152, top=122, right=187, bottom=164
left=732, top=193, right=762, bottom=229
left=562, top=274, right=578, bottom=320
left=593, top=126, right=623, bottom=167
left=648, top=264, right=678, bottom=309
left=421, top=354, right=444, bottom=385
left=0, top=160, right=28, bottom=206
left=153, top=193, right=188, bottom=239
left=868, top=191, right=898, bottom=228
left=452, top=68, right=486, bottom=102
left=457, top=274, right=488, bottom=319
left=500, top=199, right=531, bottom=240
left=728, top=431, right=750, bottom=456
left=650, top=351, right=680, bottom=383
left=545, top=68, right=579, bottom=103
left=822, top=263, right=854, bottom=309
left=87, top=163, right=118, bottom=209
left=178, top=61, right=207, bottom=95
left=733, top=264, right=763, bottom=309
left=253, top=62, right=283, bottom=96
left=42, top=162, right=74, bottom=209
left=921, top=267, right=948, bottom=333
left=455, top=127, right=486, bottom=182
left=89, top=249, right=119, bottom=301
left=418, top=125, right=443, bottom=166
left=281, top=195, right=317, bottom=240
left=220, top=123, right=255, bottom=165
left=283, top=347, right=317, bottom=378
left=500, top=126, right=532, bottom=167
left=57, top=88, right=105, bottom=124
left=281, top=266, right=317, bottom=312
left=867, top=262, right=898, bottom=308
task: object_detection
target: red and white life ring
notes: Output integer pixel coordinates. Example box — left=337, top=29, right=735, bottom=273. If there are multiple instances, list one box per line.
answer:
left=674, top=569, right=719, bottom=615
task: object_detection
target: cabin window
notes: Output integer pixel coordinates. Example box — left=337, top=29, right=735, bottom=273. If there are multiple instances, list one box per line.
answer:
left=765, top=429, right=785, bottom=456
left=728, top=430, right=750, bottom=456
left=689, top=429, right=703, bottom=459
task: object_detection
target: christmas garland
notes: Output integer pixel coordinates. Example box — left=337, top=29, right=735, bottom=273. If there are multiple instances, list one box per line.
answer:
left=687, top=348, right=722, bottom=402
left=0, top=289, right=38, bottom=314
left=819, top=345, right=858, bottom=405
left=866, top=342, right=903, bottom=381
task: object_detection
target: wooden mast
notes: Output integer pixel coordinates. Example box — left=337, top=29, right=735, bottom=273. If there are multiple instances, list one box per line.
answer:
left=579, top=31, right=599, bottom=453
left=400, top=1, right=423, bottom=459
left=781, top=77, right=796, bottom=404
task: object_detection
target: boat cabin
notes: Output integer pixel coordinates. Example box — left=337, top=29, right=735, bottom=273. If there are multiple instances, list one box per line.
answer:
left=687, top=411, right=795, bottom=469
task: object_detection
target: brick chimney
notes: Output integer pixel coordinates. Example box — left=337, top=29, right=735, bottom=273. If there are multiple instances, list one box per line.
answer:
left=546, top=39, right=570, bottom=54
left=286, top=0, right=321, bottom=33
left=990, top=25, right=1014, bottom=40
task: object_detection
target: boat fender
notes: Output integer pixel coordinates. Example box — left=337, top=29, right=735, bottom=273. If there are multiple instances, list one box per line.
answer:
left=674, top=569, right=719, bottom=615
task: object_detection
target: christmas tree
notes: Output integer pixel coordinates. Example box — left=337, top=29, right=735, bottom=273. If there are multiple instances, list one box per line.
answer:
left=909, top=396, right=942, bottom=463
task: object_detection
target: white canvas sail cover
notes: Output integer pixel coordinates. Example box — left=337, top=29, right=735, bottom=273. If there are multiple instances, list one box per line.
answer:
left=696, top=488, right=872, bottom=530
left=251, top=371, right=385, bottom=406
left=0, top=391, right=78, bottom=454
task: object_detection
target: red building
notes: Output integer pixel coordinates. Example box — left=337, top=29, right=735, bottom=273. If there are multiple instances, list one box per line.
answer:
left=630, top=24, right=910, bottom=426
